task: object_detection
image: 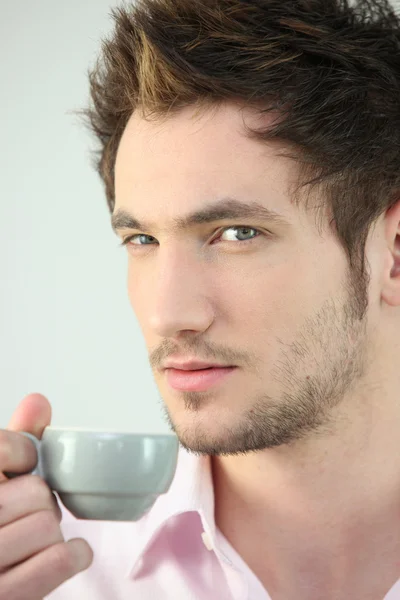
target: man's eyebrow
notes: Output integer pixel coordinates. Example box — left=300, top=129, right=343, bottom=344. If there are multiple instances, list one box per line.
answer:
left=111, top=197, right=290, bottom=235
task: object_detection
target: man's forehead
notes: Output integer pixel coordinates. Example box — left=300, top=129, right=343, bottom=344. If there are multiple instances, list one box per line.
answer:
left=113, top=103, right=310, bottom=236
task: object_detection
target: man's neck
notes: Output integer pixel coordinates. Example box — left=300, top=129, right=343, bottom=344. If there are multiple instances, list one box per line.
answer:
left=212, top=391, right=400, bottom=600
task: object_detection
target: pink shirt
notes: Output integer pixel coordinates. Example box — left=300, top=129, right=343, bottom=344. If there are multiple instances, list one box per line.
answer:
left=47, top=445, right=400, bottom=600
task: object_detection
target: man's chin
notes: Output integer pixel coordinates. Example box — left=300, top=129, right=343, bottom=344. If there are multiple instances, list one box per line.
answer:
left=161, top=403, right=260, bottom=455
left=170, top=422, right=254, bottom=456
left=165, top=419, right=220, bottom=455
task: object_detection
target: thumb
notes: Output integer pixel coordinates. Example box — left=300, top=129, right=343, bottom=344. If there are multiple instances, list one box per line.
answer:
left=7, top=393, right=52, bottom=440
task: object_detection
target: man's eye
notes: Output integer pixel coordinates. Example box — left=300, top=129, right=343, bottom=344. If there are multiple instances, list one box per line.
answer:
left=119, top=233, right=157, bottom=247
left=119, top=226, right=263, bottom=249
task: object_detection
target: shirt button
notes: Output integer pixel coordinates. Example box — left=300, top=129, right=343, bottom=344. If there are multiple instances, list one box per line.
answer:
left=201, top=531, right=214, bottom=551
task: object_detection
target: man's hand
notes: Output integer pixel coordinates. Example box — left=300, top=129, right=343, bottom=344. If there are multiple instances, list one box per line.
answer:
left=0, top=393, right=93, bottom=600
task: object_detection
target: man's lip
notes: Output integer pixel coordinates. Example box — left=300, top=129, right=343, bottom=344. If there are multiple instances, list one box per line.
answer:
left=165, top=366, right=237, bottom=391
left=167, top=366, right=232, bottom=371
left=163, top=360, right=235, bottom=371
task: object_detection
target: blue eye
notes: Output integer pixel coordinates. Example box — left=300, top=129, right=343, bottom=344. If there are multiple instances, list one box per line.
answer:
left=219, top=226, right=260, bottom=243
left=119, top=226, right=262, bottom=249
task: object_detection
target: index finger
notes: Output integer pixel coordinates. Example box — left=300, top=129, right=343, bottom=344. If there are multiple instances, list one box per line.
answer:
left=0, top=429, right=38, bottom=478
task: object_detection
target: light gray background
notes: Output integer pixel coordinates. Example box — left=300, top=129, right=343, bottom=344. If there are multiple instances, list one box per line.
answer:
left=1, top=0, right=399, bottom=432
left=0, top=0, right=168, bottom=432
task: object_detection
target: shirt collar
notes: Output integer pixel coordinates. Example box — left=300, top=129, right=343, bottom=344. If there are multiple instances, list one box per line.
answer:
left=125, top=444, right=216, bottom=579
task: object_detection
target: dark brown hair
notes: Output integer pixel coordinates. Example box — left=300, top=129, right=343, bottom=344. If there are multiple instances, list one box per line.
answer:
left=83, top=0, right=400, bottom=293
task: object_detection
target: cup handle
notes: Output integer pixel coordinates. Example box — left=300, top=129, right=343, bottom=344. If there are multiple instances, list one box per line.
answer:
left=4, top=431, right=45, bottom=479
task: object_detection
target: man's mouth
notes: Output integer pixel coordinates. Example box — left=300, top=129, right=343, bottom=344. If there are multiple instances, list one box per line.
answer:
left=165, top=366, right=237, bottom=392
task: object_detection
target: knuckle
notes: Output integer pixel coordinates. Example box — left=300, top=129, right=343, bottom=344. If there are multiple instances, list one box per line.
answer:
left=52, top=492, right=62, bottom=521
left=27, top=474, right=53, bottom=505
left=34, top=509, right=60, bottom=537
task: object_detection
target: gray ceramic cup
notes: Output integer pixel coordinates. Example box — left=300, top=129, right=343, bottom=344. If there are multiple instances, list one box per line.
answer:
left=7, top=428, right=179, bottom=521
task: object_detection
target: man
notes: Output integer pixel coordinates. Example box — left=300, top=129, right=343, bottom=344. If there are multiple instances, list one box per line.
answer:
left=1, top=0, right=400, bottom=598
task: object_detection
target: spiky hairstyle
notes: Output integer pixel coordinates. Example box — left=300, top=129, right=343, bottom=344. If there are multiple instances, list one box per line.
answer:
left=83, top=0, right=400, bottom=282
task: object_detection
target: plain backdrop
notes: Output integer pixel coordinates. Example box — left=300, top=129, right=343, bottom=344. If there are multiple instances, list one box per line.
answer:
left=1, top=0, right=399, bottom=432
left=0, top=0, right=169, bottom=432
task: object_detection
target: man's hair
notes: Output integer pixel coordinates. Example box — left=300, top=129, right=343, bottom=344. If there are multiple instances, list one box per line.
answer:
left=84, top=0, right=400, bottom=287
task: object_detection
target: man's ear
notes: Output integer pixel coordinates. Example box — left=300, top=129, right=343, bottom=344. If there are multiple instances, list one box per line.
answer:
left=381, top=200, right=400, bottom=307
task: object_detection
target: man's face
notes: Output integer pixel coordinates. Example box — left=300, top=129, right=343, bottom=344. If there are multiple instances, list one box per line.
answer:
left=114, top=101, right=371, bottom=456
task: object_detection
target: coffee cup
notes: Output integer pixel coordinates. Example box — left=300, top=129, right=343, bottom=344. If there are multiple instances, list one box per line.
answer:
left=5, top=428, right=179, bottom=521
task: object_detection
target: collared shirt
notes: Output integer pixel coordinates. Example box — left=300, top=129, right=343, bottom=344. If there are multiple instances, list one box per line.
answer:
left=47, top=445, right=400, bottom=600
